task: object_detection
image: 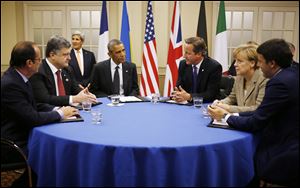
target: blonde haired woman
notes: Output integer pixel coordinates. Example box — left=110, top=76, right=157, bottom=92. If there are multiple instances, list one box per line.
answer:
left=214, top=44, right=268, bottom=113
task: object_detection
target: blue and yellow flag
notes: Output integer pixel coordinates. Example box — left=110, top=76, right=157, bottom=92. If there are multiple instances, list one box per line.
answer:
left=120, top=1, right=132, bottom=62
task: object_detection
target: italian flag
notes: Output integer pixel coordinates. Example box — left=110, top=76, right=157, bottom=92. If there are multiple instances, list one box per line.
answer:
left=214, top=1, right=228, bottom=74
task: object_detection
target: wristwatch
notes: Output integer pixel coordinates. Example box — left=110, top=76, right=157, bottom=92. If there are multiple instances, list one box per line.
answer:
left=222, top=113, right=228, bottom=119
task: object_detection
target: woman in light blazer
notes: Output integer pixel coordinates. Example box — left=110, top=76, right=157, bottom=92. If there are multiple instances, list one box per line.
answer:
left=214, top=44, right=268, bottom=113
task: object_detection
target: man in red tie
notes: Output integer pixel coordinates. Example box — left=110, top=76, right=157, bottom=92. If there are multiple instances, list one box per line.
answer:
left=29, top=35, right=97, bottom=106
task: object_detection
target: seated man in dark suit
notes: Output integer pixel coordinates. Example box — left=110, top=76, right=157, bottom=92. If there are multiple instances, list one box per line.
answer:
left=29, top=35, right=97, bottom=106
left=1, top=41, right=78, bottom=154
left=173, top=37, right=222, bottom=103
left=69, top=30, right=96, bottom=87
left=208, top=39, right=299, bottom=187
left=90, top=39, right=139, bottom=97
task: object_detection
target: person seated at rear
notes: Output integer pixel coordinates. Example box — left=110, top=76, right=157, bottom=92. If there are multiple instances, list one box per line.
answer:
left=69, top=30, right=96, bottom=87
left=172, top=37, right=222, bottom=103
left=89, top=39, right=139, bottom=97
left=29, top=35, right=97, bottom=106
left=213, top=43, right=268, bottom=113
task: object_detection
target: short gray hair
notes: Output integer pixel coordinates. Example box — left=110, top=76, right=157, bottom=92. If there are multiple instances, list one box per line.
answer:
left=107, top=39, right=123, bottom=52
left=45, top=35, right=71, bottom=57
left=72, top=30, right=85, bottom=42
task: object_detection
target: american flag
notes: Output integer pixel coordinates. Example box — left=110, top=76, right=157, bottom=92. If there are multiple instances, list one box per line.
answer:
left=140, top=1, right=159, bottom=97
left=163, top=1, right=183, bottom=97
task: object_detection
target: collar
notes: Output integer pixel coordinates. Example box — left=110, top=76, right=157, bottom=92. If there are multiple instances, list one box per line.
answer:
left=45, top=58, right=60, bottom=74
left=74, top=48, right=83, bottom=54
left=15, top=69, right=28, bottom=83
left=193, top=58, right=204, bottom=69
left=110, top=59, right=122, bottom=70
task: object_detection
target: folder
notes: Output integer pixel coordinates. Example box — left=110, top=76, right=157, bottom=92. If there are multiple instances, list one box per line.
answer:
left=60, top=114, right=84, bottom=123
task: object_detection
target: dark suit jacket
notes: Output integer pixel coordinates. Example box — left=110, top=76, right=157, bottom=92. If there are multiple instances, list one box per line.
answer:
left=69, top=48, right=96, bottom=87
left=176, top=57, right=222, bottom=102
left=90, top=59, right=139, bottom=97
left=1, top=67, right=61, bottom=151
left=29, top=60, right=82, bottom=106
left=227, top=66, right=299, bottom=186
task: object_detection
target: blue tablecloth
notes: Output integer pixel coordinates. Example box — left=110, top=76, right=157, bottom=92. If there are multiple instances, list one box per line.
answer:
left=28, top=98, right=258, bottom=186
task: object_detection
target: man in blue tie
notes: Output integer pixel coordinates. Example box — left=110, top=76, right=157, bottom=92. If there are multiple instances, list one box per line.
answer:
left=173, top=37, right=222, bottom=103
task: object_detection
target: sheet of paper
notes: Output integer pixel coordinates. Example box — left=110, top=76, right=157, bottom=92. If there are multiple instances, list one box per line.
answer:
left=166, top=100, right=189, bottom=105
left=119, top=96, right=142, bottom=102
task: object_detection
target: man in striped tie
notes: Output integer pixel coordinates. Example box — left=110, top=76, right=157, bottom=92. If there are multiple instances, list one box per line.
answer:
left=90, top=39, right=139, bottom=97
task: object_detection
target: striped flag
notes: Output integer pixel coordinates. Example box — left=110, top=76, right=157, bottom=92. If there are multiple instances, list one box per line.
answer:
left=120, top=0, right=132, bottom=62
left=197, top=1, right=208, bottom=52
left=213, top=1, right=228, bottom=74
left=97, top=1, right=109, bottom=62
left=163, top=1, right=183, bottom=97
left=140, top=1, right=159, bottom=97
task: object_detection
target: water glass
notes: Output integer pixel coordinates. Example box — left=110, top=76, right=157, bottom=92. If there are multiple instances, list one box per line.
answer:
left=193, top=96, right=203, bottom=108
left=91, top=110, right=103, bottom=124
left=111, top=95, right=120, bottom=105
left=202, top=106, right=210, bottom=118
left=151, top=93, right=160, bottom=104
left=82, top=101, right=92, bottom=112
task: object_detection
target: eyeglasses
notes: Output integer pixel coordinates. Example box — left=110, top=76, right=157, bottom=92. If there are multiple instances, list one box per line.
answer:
left=32, top=58, right=42, bottom=62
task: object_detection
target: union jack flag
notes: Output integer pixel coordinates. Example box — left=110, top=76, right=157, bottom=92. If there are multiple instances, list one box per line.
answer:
left=163, top=1, right=183, bottom=97
left=140, top=1, right=159, bottom=96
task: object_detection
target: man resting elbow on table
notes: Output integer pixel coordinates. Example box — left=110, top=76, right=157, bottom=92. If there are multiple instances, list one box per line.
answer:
left=29, top=35, right=97, bottom=107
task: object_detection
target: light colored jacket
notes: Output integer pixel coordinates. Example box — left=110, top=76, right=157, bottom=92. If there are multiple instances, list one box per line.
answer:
left=221, top=69, right=268, bottom=113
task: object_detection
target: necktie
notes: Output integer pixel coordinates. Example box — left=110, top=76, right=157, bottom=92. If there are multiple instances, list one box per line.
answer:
left=192, top=65, right=198, bottom=93
left=76, top=50, right=83, bottom=75
left=113, top=66, right=120, bottom=94
left=56, top=70, right=66, bottom=96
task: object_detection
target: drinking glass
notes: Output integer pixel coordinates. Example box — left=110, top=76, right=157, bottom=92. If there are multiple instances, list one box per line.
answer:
left=111, top=95, right=120, bottom=105
left=91, top=110, right=103, bottom=124
left=193, top=96, right=203, bottom=108
left=82, top=101, right=92, bottom=112
left=151, top=93, right=160, bottom=104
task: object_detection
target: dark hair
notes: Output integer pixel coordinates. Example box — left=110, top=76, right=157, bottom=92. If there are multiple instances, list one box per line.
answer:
left=184, top=37, right=207, bottom=56
left=9, top=41, right=36, bottom=68
left=257, top=39, right=293, bottom=68
left=45, top=35, right=71, bottom=57
left=107, top=39, right=123, bottom=52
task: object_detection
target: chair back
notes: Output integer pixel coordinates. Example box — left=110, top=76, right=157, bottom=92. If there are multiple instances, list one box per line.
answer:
left=1, top=138, right=32, bottom=187
left=218, top=75, right=235, bottom=99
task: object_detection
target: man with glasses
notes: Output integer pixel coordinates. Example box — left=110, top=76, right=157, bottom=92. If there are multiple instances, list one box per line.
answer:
left=1, top=41, right=79, bottom=154
left=29, top=35, right=97, bottom=106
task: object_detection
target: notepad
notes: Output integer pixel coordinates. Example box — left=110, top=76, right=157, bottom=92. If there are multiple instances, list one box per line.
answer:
left=159, top=98, right=192, bottom=106
left=120, top=96, right=143, bottom=102
left=60, top=114, right=84, bottom=123
left=207, top=119, right=234, bottom=130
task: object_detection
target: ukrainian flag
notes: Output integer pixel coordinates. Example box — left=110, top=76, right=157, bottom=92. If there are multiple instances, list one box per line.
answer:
left=120, top=1, right=132, bottom=62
